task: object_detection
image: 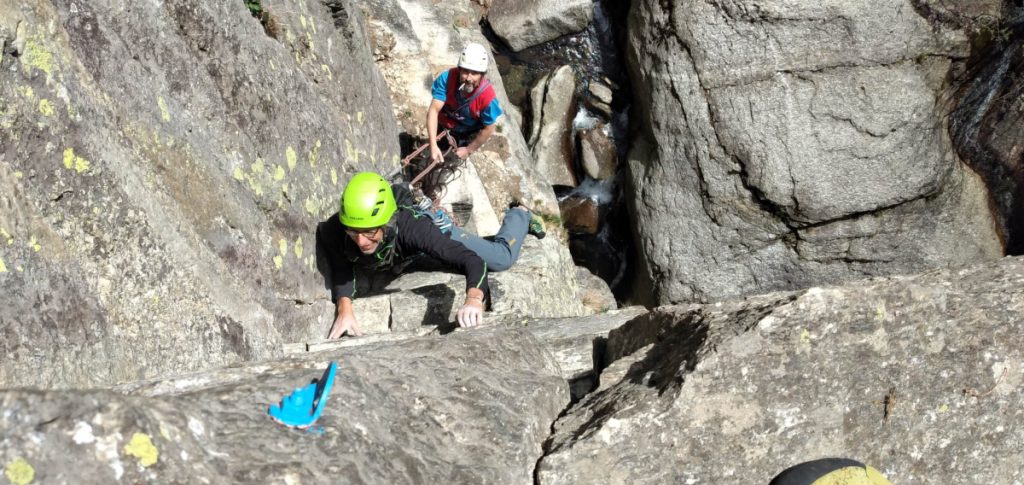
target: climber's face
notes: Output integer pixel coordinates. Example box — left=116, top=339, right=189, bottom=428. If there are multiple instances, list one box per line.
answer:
left=458, top=68, right=484, bottom=94
left=345, top=227, right=384, bottom=254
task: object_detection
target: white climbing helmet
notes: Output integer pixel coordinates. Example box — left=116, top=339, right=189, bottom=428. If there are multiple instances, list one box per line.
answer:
left=458, top=42, right=489, bottom=73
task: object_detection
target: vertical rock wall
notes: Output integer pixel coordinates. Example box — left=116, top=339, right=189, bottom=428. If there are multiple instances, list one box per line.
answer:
left=624, top=0, right=1003, bottom=304
left=0, top=0, right=400, bottom=388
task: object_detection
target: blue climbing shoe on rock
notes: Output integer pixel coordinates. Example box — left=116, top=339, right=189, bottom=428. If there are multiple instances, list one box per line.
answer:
left=268, top=361, right=337, bottom=428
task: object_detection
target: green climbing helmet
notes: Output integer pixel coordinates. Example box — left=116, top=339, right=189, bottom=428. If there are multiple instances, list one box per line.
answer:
left=338, top=172, right=396, bottom=229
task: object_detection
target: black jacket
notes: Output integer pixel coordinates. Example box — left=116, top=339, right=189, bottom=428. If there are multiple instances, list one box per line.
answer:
left=317, top=208, right=488, bottom=302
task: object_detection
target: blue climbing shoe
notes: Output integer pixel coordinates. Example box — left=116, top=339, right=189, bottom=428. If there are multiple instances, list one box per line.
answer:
left=268, top=361, right=338, bottom=428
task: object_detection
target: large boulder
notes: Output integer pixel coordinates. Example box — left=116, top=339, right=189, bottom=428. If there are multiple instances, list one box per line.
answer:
left=539, top=256, right=1024, bottom=483
left=1, top=326, right=569, bottom=483
left=624, top=0, right=1004, bottom=304
left=487, top=0, right=594, bottom=52
left=528, top=65, right=578, bottom=187
left=0, top=0, right=399, bottom=388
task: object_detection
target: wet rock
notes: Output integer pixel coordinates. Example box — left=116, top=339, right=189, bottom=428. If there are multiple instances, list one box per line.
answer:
left=528, top=65, right=578, bottom=187
left=540, top=256, right=1024, bottom=484
left=578, top=124, right=618, bottom=180
left=2, top=326, right=568, bottom=483
left=584, top=81, right=614, bottom=118
left=625, top=0, right=1003, bottom=304
left=487, top=0, right=594, bottom=52
left=560, top=196, right=601, bottom=235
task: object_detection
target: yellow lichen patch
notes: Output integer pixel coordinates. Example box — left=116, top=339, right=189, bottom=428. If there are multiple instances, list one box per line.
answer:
left=357, top=112, right=364, bottom=125
left=63, top=148, right=74, bottom=169
left=304, top=33, right=314, bottom=51
left=300, top=15, right=308, bottom=29
left=28, top=236, right=40, bottom=252
left=233, top=167, right=245, bottom=181
left=0, top=227, right=11, bottom=245
left=61, top=147, right=91, bottom=173
left=304, top=197, right=319, bottom=216
left=23, top=35, right=56, bottom=78
left=281, top=183, right=289, bottom=195
left=321, top=64, right=332, bottom=81
left=123, top=432, right=159, bottom=467
left=247, top=174, right=263, bottom=196
left=294, top=237, right=304, bottom=258
left=4, top=457, right=34, bottom=485
left=278, top=238, right=288, bottom=256
left=0, top=257, right=7, bottom=273
left=14, top=171, right=22, bottom=179
left=308, top=139, right=321, bottom=167
left=18, top=86, right=34, bottom=99
left=251, top=158, right=265, bottom=174
left=273, top=165, right=285, bottom=181
left=157, top=96, right=170, bottom=122
left=38, top=99, right=55, bottom=117
left=938, top=404, right=949, bottom=413
left=286, top=147, right=297, bottom=171
left=75, top=155, right=90, bottom=173
left=273, top=255, right=284, bottom=269
left=330, top=168, right=338, bottom=186
left=268, top=59, right=276, bottom=71
left=799, top=329, right=811, bottom=344
left=309, top=18, right=317, bottom=34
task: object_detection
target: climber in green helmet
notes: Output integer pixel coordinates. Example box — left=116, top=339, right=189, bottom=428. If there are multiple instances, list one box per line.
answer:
left=317, top=172, right=545, bottom=338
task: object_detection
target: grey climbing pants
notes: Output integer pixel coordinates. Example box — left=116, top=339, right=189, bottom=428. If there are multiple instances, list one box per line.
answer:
left=449, top=208, right=529, bottom=272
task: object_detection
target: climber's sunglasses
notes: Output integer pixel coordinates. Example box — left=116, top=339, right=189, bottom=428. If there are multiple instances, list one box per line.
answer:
left=344, top=226, right=383, bottom=241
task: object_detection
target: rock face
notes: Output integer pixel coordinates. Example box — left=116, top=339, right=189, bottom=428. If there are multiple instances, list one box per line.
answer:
left=487, top=0, right=594, bottom=52
left=0, top=0, right=399, bottom=387
left=624, top=0, right=1004, bottom=304
left=539, top=256, right=1024, bottom=484
left=1, top=326, right=569, bottom=483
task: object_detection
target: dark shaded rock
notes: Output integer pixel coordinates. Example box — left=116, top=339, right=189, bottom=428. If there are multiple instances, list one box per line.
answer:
left=560, top=196, right=601, bottom=234
left=2, top=327, right=568, bottom=483
left=540, top=256, right=1024, bottom=483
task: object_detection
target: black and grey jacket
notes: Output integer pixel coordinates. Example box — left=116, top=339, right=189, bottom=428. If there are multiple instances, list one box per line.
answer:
left=317, top=207, right=488, bottom=303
